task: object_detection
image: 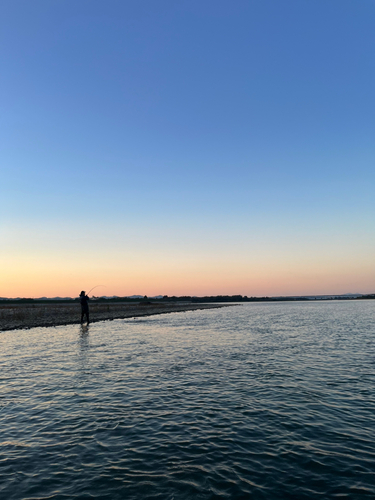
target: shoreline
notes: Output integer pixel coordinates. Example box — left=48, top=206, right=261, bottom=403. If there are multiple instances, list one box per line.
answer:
left=0, top=302, right=235, bottom=332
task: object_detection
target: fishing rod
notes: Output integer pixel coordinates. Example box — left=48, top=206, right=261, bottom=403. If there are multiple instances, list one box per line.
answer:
left=87, top=285, right=107, bottom=296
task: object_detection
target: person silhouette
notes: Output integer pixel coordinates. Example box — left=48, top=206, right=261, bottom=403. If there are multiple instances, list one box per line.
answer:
left=79, top=291, right=90, bottom=324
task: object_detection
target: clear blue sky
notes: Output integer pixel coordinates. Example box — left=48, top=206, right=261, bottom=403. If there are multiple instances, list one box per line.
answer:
left=1, top=0, right=374, bottom=297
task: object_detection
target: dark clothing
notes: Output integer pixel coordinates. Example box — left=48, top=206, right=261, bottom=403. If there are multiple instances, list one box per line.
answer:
left=80, top=294, right=89, bottom=310
left=80, top=294, right=89, bottom=323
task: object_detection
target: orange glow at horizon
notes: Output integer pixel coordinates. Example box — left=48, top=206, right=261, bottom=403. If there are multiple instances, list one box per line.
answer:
left=1, top=251, right=374, bottom=298
left=2, top=216, right=374, bottom=298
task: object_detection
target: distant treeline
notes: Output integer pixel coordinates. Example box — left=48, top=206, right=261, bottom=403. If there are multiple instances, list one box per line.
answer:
left=357, top=294, right=375, bottom=300
left=1, top=294, right=374, bottom=305
left=161, top=295, right=364, bottom=302
left=164, top=295, right=299, bottom=302
left=158, top=294, right=375, bottom=302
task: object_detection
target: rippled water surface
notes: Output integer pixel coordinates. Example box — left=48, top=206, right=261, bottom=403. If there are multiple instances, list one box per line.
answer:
left=1, top=301, right=375, bottom=499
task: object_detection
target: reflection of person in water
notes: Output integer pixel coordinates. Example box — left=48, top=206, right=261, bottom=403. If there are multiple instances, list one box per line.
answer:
left=79, top=291, right=90, bottom=324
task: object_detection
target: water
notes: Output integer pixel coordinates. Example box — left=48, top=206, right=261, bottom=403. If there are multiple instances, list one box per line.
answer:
left=1, top=301, right=374, bottom=499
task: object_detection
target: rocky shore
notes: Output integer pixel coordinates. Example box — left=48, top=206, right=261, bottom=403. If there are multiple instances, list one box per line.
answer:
left=0, top=302, right=232, bottom=332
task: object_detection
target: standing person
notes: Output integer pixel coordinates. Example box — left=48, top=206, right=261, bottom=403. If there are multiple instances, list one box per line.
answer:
left=79, top=291, right=90, bottom=324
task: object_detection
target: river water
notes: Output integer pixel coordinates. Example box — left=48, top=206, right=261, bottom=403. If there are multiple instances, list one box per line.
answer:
left=1, top=301, right=374, bottom=499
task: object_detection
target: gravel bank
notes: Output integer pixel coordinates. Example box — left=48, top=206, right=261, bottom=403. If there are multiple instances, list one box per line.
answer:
left=0, top=302, right=233, bottom=332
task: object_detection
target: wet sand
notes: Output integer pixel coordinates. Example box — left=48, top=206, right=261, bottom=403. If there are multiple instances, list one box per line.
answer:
left=0, top=302, right=232, bottom=332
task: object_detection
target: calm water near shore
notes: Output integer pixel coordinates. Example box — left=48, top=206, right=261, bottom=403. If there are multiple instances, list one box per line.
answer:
left=1, top=301, right=374, bottom=499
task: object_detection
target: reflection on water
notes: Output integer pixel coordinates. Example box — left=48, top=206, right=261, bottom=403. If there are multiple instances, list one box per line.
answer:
left=79, top=323, right=90, bottom=337
left=0, top=301, right=375, bottom=500
left=78, top=323, right=90, bottom=354
left=76, top=324, right=90, bottom=385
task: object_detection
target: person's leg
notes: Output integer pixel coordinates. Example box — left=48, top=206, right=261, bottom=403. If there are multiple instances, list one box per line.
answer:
left=81, top=310, right=84, bottom=323
left=86, top=310, right=90, bottom=324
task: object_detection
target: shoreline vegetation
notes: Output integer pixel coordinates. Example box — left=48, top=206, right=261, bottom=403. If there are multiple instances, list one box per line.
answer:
left=1, top=293, right=374, bottom=306
left=0, top=302, right=234, bottom=332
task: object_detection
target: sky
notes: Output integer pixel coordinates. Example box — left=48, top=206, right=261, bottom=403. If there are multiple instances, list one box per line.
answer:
left=1, top=0, right=374, bottom=298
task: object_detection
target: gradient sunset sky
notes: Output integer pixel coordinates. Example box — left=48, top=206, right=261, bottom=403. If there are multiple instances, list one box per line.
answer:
left=1, top=0, right=374, bottom=298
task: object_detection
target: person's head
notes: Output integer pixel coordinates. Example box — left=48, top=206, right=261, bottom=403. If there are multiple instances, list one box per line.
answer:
left=80, top=291, right=85, bottom=296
